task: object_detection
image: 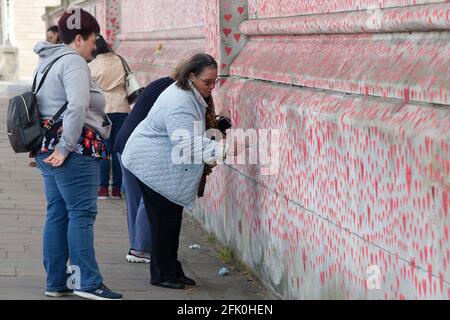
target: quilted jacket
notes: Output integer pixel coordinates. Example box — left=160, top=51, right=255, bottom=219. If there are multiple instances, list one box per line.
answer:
left=121, top=82, right=225, bottom=210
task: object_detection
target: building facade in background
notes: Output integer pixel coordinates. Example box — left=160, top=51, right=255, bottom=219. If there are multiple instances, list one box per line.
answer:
left=0, top=0, right=61, bottom=80
left=9, top=0, right=450, bottom=299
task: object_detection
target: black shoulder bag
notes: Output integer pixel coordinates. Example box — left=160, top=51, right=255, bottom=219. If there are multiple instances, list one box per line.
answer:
left=6, top=54, right=74, bottom=153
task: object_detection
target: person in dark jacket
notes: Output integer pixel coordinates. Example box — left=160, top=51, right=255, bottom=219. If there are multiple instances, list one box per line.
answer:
left=114, top=71, right=178, bottom=264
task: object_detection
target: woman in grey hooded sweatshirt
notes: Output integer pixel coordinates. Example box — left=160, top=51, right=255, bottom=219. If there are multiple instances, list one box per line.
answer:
left=33, top=9, right=121, bottom=300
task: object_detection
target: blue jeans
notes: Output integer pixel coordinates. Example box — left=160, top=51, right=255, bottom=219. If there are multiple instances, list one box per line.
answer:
left=100, top=113, right=128, bottom=188
left=118, top=153, right=151, bottom=252
left=36, top=152, right=103, bottom=292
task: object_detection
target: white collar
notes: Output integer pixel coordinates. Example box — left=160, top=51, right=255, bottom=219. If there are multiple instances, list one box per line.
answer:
left=189, top=80, right=208, bottom=109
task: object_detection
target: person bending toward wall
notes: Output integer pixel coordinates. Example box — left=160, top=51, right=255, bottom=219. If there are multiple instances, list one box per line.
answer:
left=113, top=67, right=181, bottom=264
left=121, top=54, right=246, bottom=289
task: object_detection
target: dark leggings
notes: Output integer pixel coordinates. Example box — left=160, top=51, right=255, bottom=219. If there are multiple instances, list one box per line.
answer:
left=137, top=180, right=184, bottom=282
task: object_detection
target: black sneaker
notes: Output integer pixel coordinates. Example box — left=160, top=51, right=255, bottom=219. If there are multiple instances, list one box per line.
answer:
left=74, top=284, right=123, bottom=300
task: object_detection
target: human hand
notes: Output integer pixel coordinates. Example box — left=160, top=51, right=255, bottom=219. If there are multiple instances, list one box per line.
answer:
left=208, top=162, right=217, bottom=169
left=28, top=159, right=37, bottom=168
left=43, top=149, right=67, bottom=167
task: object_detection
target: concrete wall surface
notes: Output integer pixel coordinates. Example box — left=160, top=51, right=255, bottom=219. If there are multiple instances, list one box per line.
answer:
left=48, top=0, right=450, bottom=299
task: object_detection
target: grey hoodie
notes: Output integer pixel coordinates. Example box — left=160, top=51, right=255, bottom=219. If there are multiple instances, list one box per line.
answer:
left=33, top=41, right=110, bottom=157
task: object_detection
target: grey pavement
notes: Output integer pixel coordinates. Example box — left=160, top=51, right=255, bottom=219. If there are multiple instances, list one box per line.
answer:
left=0, top=83, right=270, bottom=300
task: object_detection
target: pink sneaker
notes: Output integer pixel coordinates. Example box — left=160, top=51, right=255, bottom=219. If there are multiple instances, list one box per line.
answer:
left=97, top=186, right=109, bottom=200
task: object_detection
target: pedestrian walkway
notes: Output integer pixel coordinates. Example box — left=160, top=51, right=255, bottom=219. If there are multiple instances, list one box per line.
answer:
left=0, top=85, right=270, bottom=300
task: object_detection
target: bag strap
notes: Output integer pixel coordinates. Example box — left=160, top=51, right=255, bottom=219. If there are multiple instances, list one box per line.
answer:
left=32, top=53, right=76, bottom=130
left=116, top=54, right=131, bottom=74
left=32, top=53, right=76, bottom=94
left=43, top=101, right=69, bottom=131
left=115, top=54, right=132, bottom=94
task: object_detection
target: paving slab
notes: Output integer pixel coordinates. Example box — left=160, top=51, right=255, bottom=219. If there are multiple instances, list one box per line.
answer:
left=0, top=88, right=271, bottom=300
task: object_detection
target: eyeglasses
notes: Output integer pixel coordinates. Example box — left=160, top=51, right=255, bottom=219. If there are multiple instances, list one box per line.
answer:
left=197, top=77, right=221, bottom=86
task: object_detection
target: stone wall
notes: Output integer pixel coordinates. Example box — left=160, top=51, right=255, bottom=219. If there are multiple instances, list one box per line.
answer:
left=115, top=0, right=206, bottom=86
left=47, top=0, right=450, bottom=299
left=194, top=0, right=450, bottom=299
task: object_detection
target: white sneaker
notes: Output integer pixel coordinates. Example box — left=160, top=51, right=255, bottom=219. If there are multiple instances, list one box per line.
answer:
left=126, top=249, right=150, bottom=263
left=45, top=289, right=74, bottom=297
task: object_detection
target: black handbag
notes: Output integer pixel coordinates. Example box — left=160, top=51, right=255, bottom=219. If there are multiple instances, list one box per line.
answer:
left=6, top=54, right=73, bottom=153
left=216, top=115, right=232, bottom=134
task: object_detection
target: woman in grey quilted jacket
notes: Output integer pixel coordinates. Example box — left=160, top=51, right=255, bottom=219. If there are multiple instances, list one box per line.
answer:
left=122, top=54, right=241, bottom=289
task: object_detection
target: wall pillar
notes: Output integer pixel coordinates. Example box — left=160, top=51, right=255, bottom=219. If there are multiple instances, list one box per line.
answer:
left=205, top=0, right=248, bottom=115
left=0, top=44, right=18, bottom=80
left=206, top=0, right=248, bottom=77
left=103, top=0, right=121, bottom=48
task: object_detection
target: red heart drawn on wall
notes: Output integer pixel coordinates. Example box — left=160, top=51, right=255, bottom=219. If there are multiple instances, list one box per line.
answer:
left=225, top=46, right=232, bottom=55
left=222, top=28, right=232, bottom=37
left=237, top=6, right=245, bottom=15
left=111, top=18, right=116, bottom=25
left=221, top=63, right=228, bottom=69
left=105, top=30, right=111, bottom=38
left=233, top=33, right=241, bottom=42
left=224, top=14, right=232, bottom=21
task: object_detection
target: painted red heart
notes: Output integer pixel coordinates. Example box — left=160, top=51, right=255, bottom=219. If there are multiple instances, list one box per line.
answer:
left=111, top=18, right=116, bottom=25
left=105, top=30, right=111, bottom=38
left=225, top=47, right=232, bottom=55
left=221, top=63, right=227, bottom=69
left=222, top=28, right=232, bottom=37
left=233, top=33, right=241, bottom=42
left=237, top=6, right=244, bottom=15
left=224, top=14, right=232, bottom=21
